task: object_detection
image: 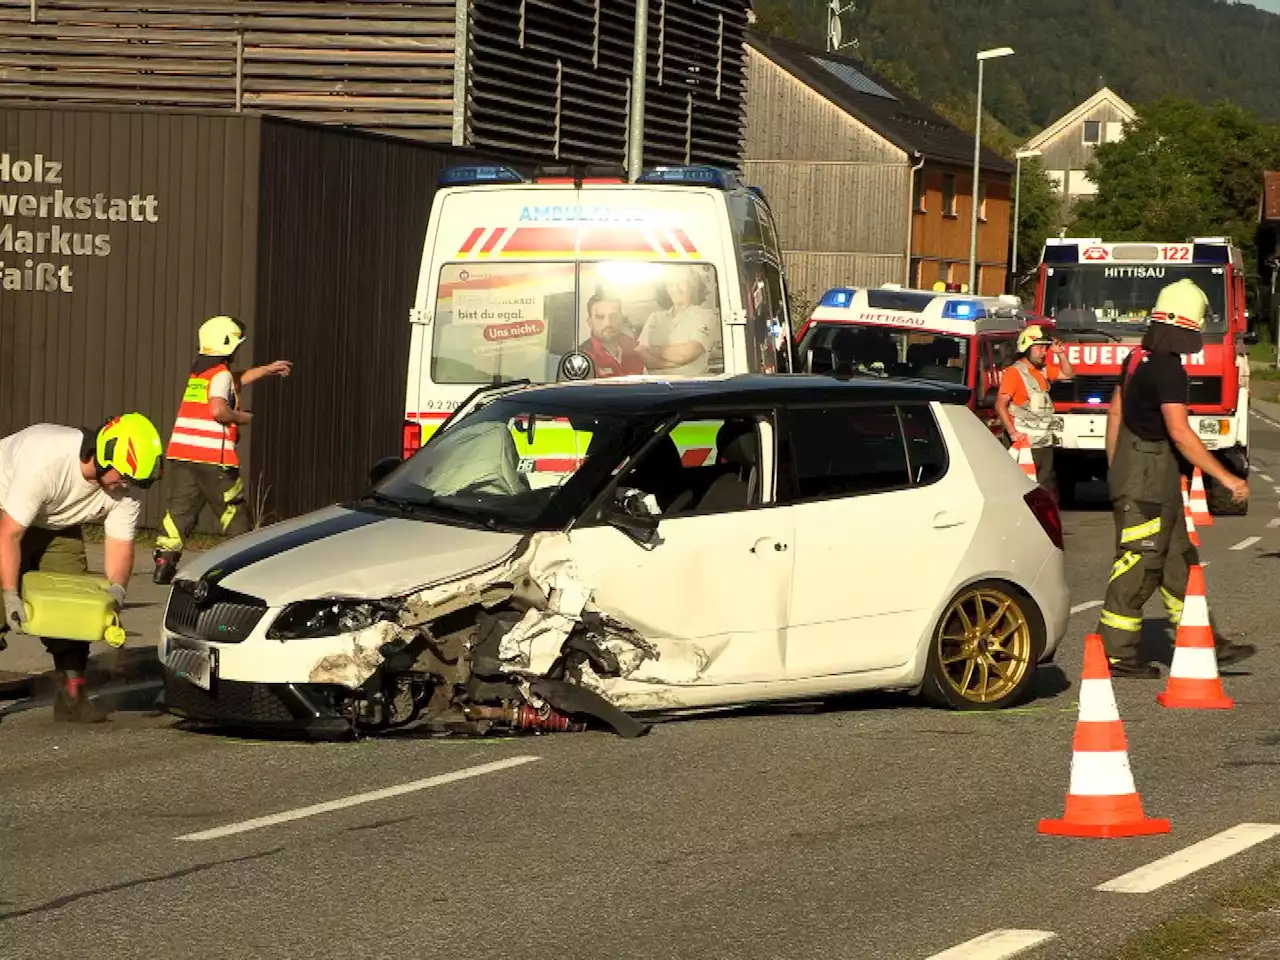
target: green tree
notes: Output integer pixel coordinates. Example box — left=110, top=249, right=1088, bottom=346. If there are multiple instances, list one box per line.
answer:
left=1070, top=99, right=1280, bottom=273
left=1010, top=157, right=1062, bottom=296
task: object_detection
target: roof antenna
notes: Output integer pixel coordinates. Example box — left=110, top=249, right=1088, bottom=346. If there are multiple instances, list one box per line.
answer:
left=827, top=0, right=858, bottom=53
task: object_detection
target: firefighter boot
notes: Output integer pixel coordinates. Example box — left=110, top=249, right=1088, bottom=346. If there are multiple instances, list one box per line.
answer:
left=153, top=549, right=180, bottom=585
left=1216, top=636, right=1257, bottom=668
left=53, top=672, right=109, bottom=724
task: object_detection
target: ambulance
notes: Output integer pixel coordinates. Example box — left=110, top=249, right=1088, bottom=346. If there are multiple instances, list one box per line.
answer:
left=1032, top=237, right=1256, bottom=512
left=401, top=163, right=794, bottom=471
left=794, top=284, right=1030, bottom=434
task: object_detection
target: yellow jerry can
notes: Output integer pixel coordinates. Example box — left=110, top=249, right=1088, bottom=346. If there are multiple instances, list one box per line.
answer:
left=20, top=572, right=128, bottom=647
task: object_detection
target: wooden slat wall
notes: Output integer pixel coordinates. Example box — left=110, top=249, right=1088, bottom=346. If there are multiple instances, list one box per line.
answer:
left=0, top=0, right=457, bottom=142
left=0, top=104, right=261, bottom=533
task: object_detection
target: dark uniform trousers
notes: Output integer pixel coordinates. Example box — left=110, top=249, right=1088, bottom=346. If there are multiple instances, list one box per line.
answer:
left=1031, top=446, right=1057, bottom=501
left=156, top=460, right=251, bottom=554
left=1098, top=424, right=1217, bottom=661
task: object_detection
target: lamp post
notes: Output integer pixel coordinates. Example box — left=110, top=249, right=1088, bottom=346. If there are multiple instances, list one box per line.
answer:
left=1012, top=148, right=1041, bottom=292
left=627, top=0, right=649, bottom=182
left=968, top=46, right=1014, bottom=294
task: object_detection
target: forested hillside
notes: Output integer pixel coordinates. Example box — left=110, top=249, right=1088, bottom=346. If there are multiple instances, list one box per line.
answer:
left=753, top=0, right=1280, bottom=140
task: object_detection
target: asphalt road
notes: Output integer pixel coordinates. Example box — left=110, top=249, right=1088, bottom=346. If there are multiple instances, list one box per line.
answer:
left=5, top=419, right=1280, bottom=960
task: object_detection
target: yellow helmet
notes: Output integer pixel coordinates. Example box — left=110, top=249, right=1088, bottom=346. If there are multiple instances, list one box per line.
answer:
left=198, top=315, right=246, bottom=356
left=95, top=413, right=164, bottom=488
left=1150, top=278, right=1209, bottom=332
left=1017, top=324, right=1053, bottom=354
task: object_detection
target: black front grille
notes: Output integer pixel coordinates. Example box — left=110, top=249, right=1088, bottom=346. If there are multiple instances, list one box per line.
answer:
left=164, top=580, right=268, bottom=644
left=1050, top=375, right=1222, bottom=406
left=162, top=672, right=300, bottom=726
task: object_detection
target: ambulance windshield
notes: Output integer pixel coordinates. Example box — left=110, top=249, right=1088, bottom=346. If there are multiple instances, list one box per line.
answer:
left=800, top=324, right=969, bottom=384
left=1041, top=265, right=1227, bottom=333
left=430, top=261, right=725, bottom=384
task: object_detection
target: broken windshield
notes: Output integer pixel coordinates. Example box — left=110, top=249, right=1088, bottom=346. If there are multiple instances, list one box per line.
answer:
left=375, top=400, right=658, bottom=530
left=1041, top=264, right=1227, bottom=333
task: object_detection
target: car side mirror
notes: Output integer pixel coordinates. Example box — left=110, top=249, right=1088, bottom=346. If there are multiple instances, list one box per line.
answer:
left=369, top=456, right=403, bottom=485
left=805, top=345, right=834, bottom=375
left=602, top=487, right=661, bottom=547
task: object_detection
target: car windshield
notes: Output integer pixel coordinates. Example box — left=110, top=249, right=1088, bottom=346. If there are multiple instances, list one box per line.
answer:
left=1041, top=264, right=1227, bottom=333
left=800, top=323, right=969, bottom=384
left=373, top=399, right=659, bottom=530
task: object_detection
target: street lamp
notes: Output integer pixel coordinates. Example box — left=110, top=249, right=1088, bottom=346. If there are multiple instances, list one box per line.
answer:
left=968, top=45, right=1014, bottom=294
left=1012, top=148, right=1041, bottom=291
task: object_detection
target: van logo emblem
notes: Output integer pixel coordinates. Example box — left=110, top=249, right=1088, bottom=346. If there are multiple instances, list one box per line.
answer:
left=191, top=579, right=211, bottom=605
left=559, top=350, right=594, bottom=381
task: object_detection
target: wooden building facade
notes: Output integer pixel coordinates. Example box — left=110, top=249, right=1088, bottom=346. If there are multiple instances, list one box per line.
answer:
left=743, top=35, right=1014, bottom=309
left=0, top=0, right=749, bottom=169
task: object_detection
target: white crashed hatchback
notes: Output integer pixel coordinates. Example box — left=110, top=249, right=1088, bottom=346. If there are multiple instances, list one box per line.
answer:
left=157, top=374, right=1070, bottom=739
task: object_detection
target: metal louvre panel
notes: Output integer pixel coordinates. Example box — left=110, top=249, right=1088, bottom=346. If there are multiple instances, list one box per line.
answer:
left=164, top=580, right=268, bottom=644
left=467, top=0, right=747, bottom=167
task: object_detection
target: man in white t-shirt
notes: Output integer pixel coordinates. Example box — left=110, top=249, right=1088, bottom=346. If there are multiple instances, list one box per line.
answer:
left=0, top=413, right=163, bottom=722
left=152, top=315, right=292, bottom=584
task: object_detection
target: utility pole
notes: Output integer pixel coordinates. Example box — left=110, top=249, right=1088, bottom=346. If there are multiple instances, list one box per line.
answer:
left=627, top=0, right=649, bottom=182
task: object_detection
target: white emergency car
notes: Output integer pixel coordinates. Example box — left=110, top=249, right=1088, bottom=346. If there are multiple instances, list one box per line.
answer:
left=157, top=374, right=1070, bottom=739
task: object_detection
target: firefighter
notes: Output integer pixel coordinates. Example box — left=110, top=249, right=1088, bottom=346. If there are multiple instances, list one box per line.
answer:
left=0, top=413, right=163, bottom=722
left=995, top=324, right=1074, bottom=499
left=152, top=315, right=292, bottom=585
left=1097, top=278, right=1255, bottom=677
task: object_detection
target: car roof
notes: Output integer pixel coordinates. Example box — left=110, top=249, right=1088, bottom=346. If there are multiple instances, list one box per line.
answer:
left=491, top=373, right=970, bottom=413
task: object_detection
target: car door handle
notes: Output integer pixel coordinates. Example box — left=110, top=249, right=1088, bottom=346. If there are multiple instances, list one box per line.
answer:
left=932, top=510, right=966, bottom=529
left=751, top=538, right=789, bottom=553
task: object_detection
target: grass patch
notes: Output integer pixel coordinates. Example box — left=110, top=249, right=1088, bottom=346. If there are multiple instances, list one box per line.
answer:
left=1109, top=862, right=1280, bottom=959
left=1248, top=341, right=1278, bottom=366
left=81, top=523, right=228, bottom=552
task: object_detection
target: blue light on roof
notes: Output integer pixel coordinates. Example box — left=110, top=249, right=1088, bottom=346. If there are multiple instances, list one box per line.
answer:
left=636, top=165, right=739, bottom=189
left=941, top=299, right=987, bottom=320
left=1087, top=396, right=1104, bottom=405
left=439, top=164, right=525, bottom=187
left=819, top=287, right=857, bottom=308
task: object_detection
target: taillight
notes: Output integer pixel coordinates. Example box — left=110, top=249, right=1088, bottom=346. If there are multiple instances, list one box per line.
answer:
left=402, top=420, right=422, bottom=459
left=1024, top=486, right=1063, bottom=551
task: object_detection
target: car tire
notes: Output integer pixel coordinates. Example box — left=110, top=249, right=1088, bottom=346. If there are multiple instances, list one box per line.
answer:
left=921, top=579, right=1046, bottom=712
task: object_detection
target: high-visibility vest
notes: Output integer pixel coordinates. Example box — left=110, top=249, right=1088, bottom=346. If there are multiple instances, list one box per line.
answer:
left=165, top=363, right=240, bottom=467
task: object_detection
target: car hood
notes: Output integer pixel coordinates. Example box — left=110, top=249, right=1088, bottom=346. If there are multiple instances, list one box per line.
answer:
left=179, top=504, right=525, bottom=606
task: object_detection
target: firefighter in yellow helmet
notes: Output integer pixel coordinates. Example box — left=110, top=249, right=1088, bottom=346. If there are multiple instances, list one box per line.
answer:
left=152, top=315, right=292, bottom=585
left=995, top=323, right=1074, bottom=500
left=0, top=413, right=163, bottom=722
left=1097, top=278, right=1254, bottom=678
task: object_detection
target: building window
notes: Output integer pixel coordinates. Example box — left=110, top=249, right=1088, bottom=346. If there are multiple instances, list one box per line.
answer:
left=977, top=180, right=987, bottom=222
left=1083, top=120, right=1101, bottom=144
left=912, top=170, right=926, bottom=213
left=942, top=173, right=957, bottom=216
left=909, top=257, right=922, bottom=288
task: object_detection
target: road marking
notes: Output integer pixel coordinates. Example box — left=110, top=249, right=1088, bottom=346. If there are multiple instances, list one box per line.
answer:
left=1269, top=518, right=1280, bottom=528
left=175, top=756, right=542, bottom=842
left=1272, top=486, right=1280, bottom=495
left=1095, top=823, right=1280, bottom=894
left=924, top=929, right=1057, bottom=959
left=1230, top=536, right=1261, bottom=551
left=1261, top=473, right=1275, bottom=483
left=1070, top=600, right=1103, bottom=614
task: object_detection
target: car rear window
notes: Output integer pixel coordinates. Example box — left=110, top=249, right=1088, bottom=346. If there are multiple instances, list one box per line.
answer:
left=784, top=402, right=947, bottom=501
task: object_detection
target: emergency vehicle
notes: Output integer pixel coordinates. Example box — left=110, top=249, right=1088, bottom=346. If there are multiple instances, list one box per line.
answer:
left=794, top=284, right=1029, bottom=433
left=1033, top=237, right=1256, bottom=513
left=401, top=162, right=794, bottom=471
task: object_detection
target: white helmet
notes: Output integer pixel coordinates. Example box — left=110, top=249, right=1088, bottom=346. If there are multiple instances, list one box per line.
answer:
left=1017, top=324, right=1052, bottom=354
left=1150, top=279, right=1209, bottom=332
left=198, top=315, right=245, bottom=357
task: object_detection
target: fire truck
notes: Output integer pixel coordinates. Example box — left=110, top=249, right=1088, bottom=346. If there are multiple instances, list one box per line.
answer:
left=1032, top=237, right=1257, bottom=514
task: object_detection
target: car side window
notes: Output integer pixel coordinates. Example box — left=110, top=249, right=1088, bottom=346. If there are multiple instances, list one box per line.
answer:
left=783, top=404, right=910, bottom=500
left=612, top=413, right=774, bottom=517
left=899, top=404, right=948, bottom=485
left=978, top=337, right=1018, bottom=408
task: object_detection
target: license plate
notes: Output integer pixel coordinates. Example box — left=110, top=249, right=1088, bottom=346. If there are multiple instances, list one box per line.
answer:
left=167, top=645, right=215, bottom=692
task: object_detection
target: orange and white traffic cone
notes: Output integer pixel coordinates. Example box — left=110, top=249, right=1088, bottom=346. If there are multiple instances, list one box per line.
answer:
left=1181, top=476, right=1201, bottom=548
left=1189, top=468, right=1214, bottom=527
left=1157, top=565, right=1233, bottom=710
left=1009, top=437, right=1037, bottom=480
left=1039, top=633, right=1171, bottom=839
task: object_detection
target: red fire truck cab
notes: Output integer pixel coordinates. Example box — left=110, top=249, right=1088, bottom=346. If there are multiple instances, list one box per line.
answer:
left=1032, top=237, right=1257, bottom=514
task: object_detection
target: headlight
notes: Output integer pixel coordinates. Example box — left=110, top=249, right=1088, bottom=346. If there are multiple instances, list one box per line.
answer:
left=266, top=600, right=390, bottom=640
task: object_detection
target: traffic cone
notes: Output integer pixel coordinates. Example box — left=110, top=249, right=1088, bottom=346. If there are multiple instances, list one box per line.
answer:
left=1181, top=476, right=1201, bottom=548
left=1010, top=437, right=1037, bottom=480
left=1157, top=565, right=1233, bottom=710
left=1039, top=634, right=1171, bottom=838
left=1189, top=468, right=1214, bottom=527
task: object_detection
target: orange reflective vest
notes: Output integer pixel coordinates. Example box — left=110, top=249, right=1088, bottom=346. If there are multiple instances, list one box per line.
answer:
left=165, top=363, right=240, bottom=467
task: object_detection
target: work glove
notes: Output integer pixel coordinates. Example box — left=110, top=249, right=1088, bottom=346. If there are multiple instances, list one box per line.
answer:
left=3, top=590, right=26, bottom=635
left=107, top=582, right=127, bottom=611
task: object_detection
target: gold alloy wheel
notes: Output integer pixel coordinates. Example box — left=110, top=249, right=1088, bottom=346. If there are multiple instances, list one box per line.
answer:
left=936, top=587, right=1032, bottom=704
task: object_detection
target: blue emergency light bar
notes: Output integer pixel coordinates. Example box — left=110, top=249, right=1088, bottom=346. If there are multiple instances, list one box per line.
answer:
left=818, top=287, right=857, bottom=308
left=438, top=164, right=526, bottom=187
left=1192, top=243, right=1229, bottom=264
left=1041, top=244, right=1079, bottom=264
left=941, top=299, right=987, bottom=320
left=636, top=165, right=740, bottom=189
